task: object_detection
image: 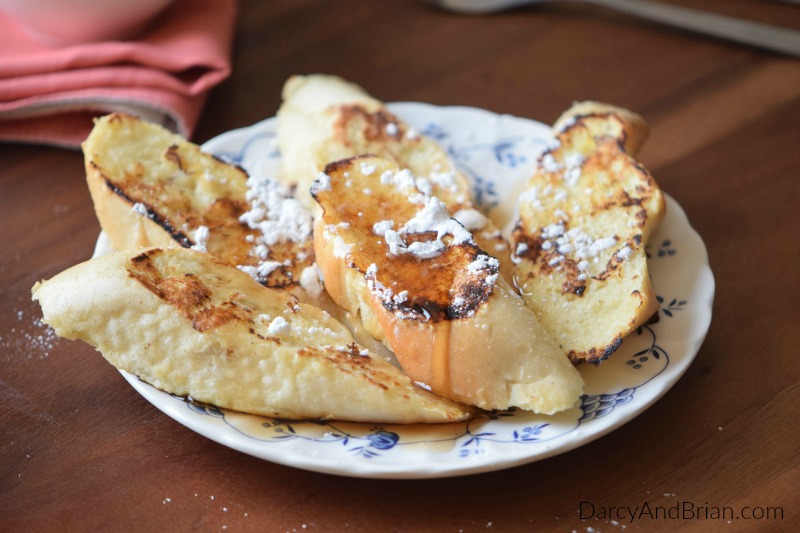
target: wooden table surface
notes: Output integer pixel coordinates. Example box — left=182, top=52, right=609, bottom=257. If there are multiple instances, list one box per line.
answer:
left=2, top=1, right=798, bottom=531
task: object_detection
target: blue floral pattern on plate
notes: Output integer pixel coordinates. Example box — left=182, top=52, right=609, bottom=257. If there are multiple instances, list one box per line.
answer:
left=112, top=103, right=714, bottom=479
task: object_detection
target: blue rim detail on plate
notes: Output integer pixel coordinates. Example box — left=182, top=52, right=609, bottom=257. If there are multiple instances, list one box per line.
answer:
left=109, top=103, right=714, bottom=479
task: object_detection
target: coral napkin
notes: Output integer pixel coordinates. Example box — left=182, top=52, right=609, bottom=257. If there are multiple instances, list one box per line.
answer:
left=0, top=0, right=237, bottom=148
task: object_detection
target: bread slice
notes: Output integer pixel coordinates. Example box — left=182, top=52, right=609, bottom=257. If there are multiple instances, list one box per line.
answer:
left=552, top=100, right=649, bottom=157
left=510, top=102, right=665, bottom=364
left=31, top=247, right=473, bottom=424
left=83, top=113, right=319, bottom=300
left=311, top=155, right=583, bottom=414
left=277, top=74, right=512, bottom=282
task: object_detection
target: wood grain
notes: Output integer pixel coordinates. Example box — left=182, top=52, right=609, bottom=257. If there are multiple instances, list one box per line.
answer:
left=2, top=1, right=798, bottom=531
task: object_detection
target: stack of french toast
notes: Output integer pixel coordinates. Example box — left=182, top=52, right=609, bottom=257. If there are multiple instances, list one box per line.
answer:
left=32, top=75, right=664, bottom=424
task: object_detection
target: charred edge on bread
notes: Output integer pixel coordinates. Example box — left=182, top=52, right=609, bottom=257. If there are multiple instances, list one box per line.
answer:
left=619, top=190, right=645, bottom=208
left=285, top=295, right=300, bottom=312
left=568, top=336, right=623, bottom=365
left=510, top=222, right=544, bottom=263
left=310, top=155, right=376, bottom=202
left=365, top=245, right=497, bottom=322
left=635, top=209, right=648, bottom=227
left=324, top=155, right=374, bottom=177
left=632, top=160, right=651, bottom=179
left=449, top=249, right=498, bottom=318
left=248, top=327, right=282, bottom=344
left=594, top=237, right=641, bottom=282
left=129, top=249, right=164, bottom=281
left=334, top=105, right=405, bottom=144
left=210, top=154, right=249, bottom=179
left=191, top=300, right=250, bottom=332
left=247, top=266, right=294, bottom=290
left=127, top=251, right=249, bottom=332
left=342, top=342, right=364, bottom=357
left=511, top=224, right=589, bottom=295
left=263, top=270, right=294, bottom=289
left=565, top=112, right=630, bottom=150
left=560, top=258, right=587, bottom=296
left=164, top=144, right=185, bottom=172
left=102, top=174, right=193, bottom=247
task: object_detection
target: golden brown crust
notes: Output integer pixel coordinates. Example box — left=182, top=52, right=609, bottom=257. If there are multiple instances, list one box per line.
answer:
left=83, top=113, right=314, bottom=292
left=512, top=102, right=664, bottom=363
left=553, top=101, right=649, bottom=157
left=32, top=247, right=474, bottom=423
left=333, top=104, right=408, bottom=146
left=276, top=74, right=514, bottom=283
left=316, top=158, right=498, bottom=323
left=312, top=155, right=583, bottom=413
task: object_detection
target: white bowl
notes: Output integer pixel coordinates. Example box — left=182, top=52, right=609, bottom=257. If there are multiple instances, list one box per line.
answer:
left=0, top=0, right=175, bottom=45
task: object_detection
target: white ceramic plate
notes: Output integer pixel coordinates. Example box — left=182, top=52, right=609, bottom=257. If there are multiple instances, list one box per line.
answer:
left=97, top=103, right=714, bottom=479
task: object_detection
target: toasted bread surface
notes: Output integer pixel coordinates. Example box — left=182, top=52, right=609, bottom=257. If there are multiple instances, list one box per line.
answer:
left=277, top=74, right=512, bottom=281
left=511, top=103, right=664, bottom=363
left=32, top=247, right=472, bottom=423
left=553, top=101, right=649, bottom=157
left=83, top=113, right=316, bottom=294
left=278, top=74, right=472, bottom=208
left=312, top=156, right=583, bottom=413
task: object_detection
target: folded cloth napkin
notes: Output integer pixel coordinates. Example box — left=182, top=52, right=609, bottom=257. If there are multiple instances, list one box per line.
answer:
left=0, top=0, right=236, bottom=148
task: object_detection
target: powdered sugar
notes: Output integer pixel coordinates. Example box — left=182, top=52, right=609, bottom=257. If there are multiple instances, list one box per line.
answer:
left=428, top=169, right=458, bottom=191
left=537, top=224, right=629, bottom=272
left=299, top=265, right=325, bottom=298
left=364, top=263, right=396, bottom=307
left=520, top=186, right=543, bottom=210
left=541, top=153, right=561, bottom=173
left=536, top=147, right=586, bottom=191
left=541, top=223, right=565, bottom=239
left=453, top=208, right=488, bottom=231
left=467, top=254, right=499, bottom=274
left=240, top=175, right=311, bottom=245
left=380, top=168, right=431, bottom=202
left=332, top=236, right=353, bottom=259
left=382, top=196, right=473, bottom=259
left=616, top=246, right=633, bottom=260
left=3, top=309, right=58, bottom=360
left=467, top=254, right=500, bottom=286
left=360, top=161, right=377, bottom=176
left=238, top=261, right=282, bottom=279
left=583, top=236, right=617, bottom=258
left=266, top=316, right=290, bottom=335
left=190, top=225, right=209, bottom=252
left=393, top=290, right=409, bottom=305
left=380, top=168, right=416, bottom=190
left=563, top=153, right=586, bottom=186
left=372, top=220, right=394, bottom=237
left=132, top=202, right=148, bottom=216
left=237, top=171, right=313, bottom=282
left=311, top=171, right=331, bottom=193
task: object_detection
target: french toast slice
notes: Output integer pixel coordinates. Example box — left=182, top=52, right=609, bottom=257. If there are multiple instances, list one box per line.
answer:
left=83, top=113, right=319, bottom=300
left=552, top=100, right=649, bottom=157
left=311, top=155, right=583, bottom=414
left=277, top=74, right=512, bottom=281
left=32, top=247, right=473, bottom=424
left=511, top=102, right=665, bottom=364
